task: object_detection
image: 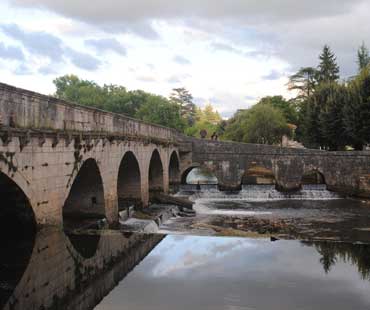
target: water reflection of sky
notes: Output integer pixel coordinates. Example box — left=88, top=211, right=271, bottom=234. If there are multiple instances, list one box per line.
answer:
left=95, top=236, right=370, bottom=310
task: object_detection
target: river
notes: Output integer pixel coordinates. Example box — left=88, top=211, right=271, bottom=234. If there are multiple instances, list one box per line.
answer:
left=1, top=179, right=370, bottom=309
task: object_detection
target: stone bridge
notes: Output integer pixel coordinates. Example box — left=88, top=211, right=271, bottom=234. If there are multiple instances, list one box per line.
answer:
left=1, top=82, right=370, bottom=230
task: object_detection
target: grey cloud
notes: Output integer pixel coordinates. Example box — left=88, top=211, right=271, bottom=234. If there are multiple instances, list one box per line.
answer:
left=1, top=23, right=64, bottom=61
left=12, top=0, right=364, bottom=26
left=0, top=42, right=25, bottom=60
left=1, top=23, right=101, bottom=72
left=38, top=64, right=58, bottom=75
left=173, top=55, right=191, bottom=65
left=9, top=1, right=370, bottom=76
left=14, top=63, right=32, bottom=75
left=65, top=48, right=101, bottom=71
left=262, top=70, right=284, bottom=81
left=167, top=73, right=191, bottom=84
left=85, top=38, right=127, bottom=55
left=136, top=75, right=157, bottom=82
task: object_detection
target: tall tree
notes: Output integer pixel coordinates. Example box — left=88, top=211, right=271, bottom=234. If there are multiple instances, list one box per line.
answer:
left=357, top=42, right=370, bottom=71
left=257, top=96, right=298, bottom=124
left=288, top=67, right=318, bottom=99
left=317, top=45, right=340, bottom=83
left=224, top=104, right=290, bottom=145
left=344, top=67, right=370, bottom=149
left=170, top=87, right=196, bottom=125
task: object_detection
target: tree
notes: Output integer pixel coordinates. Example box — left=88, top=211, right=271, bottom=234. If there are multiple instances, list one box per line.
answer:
left=288, top=67, right=318, bottom=100
left=257, top=96, right=298, bottom=124
left=135, top=95, right=186, bottom=131
left=224, top=104, right=290, bottom=145
left=344, top=67, right=370, bottom=149
left=53, top=74, right=185, bottom=130
left=357, top=42, right=370, bottom=72
left=318, top=83, right=350, bottom=150
left=184, top=103, right=222, bottom=138
left=317, top=45, right=340, bottom=83
left=170, top=87, right=196, bottom=125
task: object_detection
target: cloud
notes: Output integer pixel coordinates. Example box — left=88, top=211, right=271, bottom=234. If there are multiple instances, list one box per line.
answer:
left=85, top=38, right=127, bottom=55
left=136, top=75, right=157, bottom=82
left=11, top=0, right=369, bottom=76
left=1, top=23, right=64, bottom=61
left=166, top=73, right=191, bottom=84
left=38, top=64, right=59, bottom=75
left=0, top=23, right=101, bottom=72
left=65, top=48, right=101, bottom=71
left=173, top=55, right=191, bottom=65
left=262, top=70, right=284, bottom=81
left=14, top=63, right=32, bottom=75
left=0, top=41, right=25, bottom=60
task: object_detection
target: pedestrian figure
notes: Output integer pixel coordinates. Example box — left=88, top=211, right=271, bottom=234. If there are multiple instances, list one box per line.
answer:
left=211, top=132, right=216, bottom=140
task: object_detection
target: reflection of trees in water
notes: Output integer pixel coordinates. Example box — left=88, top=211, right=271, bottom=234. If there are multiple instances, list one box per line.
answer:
left=302, top=241, right=370, bottom=280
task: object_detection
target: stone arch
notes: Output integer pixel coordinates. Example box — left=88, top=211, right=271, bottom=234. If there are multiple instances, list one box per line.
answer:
left=63, top=158, right=105, bottom=229
left=168, top=151, right=180, bottom=193
left=181, top=165, right=218, bottom=185
left=0, top=171, right=37, bottom=236
left=149, top=149, right=164, bottom=197
left=301, top=169, right=326, bottom=185
left=117, top=151, right=142, bottom=209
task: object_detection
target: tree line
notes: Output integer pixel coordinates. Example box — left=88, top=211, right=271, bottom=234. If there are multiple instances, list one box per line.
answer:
left=223, top=43, right=370, bottom=150
left=53, top=42, right=370, bottom=150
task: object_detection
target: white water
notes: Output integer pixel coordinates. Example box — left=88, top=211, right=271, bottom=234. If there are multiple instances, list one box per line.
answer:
left=179, top=184, right=341, bottom=202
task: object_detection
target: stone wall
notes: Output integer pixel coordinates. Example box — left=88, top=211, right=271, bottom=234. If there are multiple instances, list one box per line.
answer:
left=189, top=139, right=370, bottom=197
left=0, top=82, right=180, bottom=142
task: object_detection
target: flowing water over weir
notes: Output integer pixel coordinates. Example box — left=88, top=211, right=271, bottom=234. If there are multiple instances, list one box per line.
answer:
left=180, top=184, right=340, bottom=201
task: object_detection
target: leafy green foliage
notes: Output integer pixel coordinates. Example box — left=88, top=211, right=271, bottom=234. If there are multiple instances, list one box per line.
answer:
left=224, top=104, right=290, bottom=145
left=257, top=96, right=298, bottom=125
left=184, top=103, right=222, bottom=138
left=53, top=75, right=185, bottom=130
left=170, top=87, right=197, bottom=126
left=135, top=95, right=186, bottom=130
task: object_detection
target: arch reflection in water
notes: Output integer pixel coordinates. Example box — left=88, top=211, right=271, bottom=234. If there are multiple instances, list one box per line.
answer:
left=1, top=229, right=163, bottom=310
left=0, top=172, right=36, bottom=309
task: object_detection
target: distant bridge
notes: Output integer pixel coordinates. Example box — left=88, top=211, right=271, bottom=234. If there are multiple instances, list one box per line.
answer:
left=1, top=82, right=370, bottom=229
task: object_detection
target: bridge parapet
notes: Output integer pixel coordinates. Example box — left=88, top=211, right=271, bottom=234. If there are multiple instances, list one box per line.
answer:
left=0, top=82, right=180, bottom=142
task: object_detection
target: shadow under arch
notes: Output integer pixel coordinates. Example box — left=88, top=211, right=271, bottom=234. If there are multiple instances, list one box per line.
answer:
left=117, top=151, right=142, bottom=209
left=0, top=172, right=36, bottom=308
left=149, top=149, right=164, bottom=199
left=168, top=151, right=180, bottom=193
left=301, top=169, right=326, bottom=186
left=63, top=158, right=106, bottom=230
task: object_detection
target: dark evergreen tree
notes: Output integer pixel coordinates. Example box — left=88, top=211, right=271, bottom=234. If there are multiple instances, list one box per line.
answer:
left=344, top=68, right=370, bottom=149
left=319, top=83, right=350, bottom=150
left=288, top=67, right=318, bottom=100
left=357, top=42, right=370, bottom=72
left=317, top=45, right=340, bottom=83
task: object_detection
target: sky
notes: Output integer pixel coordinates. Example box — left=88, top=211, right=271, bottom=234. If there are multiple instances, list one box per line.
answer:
left=0, top=1, right=369, bottom=118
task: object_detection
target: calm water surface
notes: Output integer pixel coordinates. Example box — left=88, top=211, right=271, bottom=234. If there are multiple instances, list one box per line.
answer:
left=95, top=235, right=370, bottom=310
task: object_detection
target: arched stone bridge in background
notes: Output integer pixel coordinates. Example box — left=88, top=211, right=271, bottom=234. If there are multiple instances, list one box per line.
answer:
left=1, top=82, right=370, bottom=229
